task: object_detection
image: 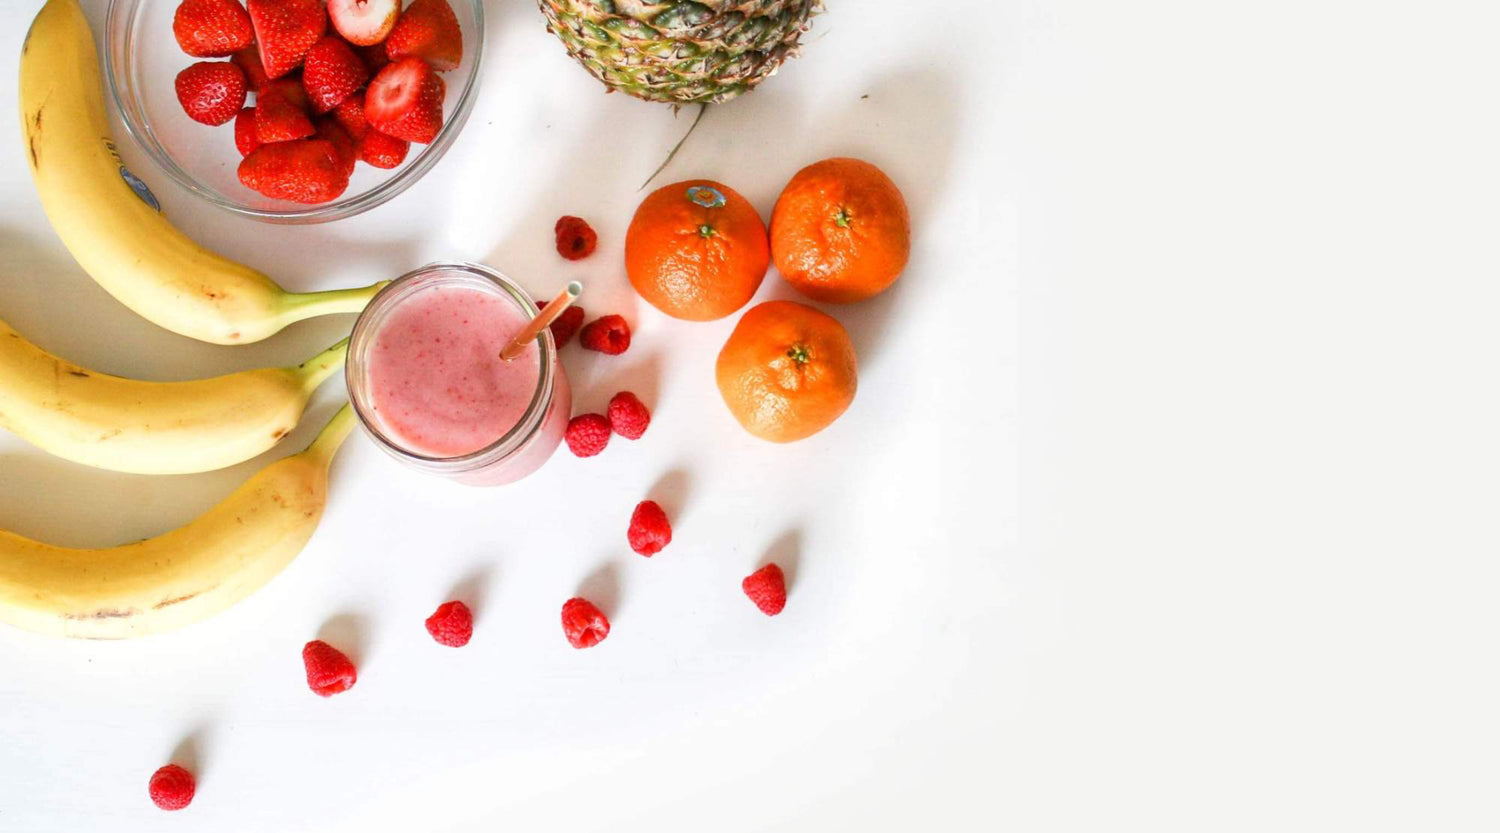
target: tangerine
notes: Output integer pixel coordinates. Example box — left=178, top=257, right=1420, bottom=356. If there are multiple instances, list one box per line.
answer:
left=626, top=180, right=770, bottom=321
left=716, top=301, right=857, bottom=443
left=770, top=158, right=910, bottom=304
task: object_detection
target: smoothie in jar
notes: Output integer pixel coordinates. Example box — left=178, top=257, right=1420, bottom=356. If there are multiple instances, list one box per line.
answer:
left=346, top=263, right=571, bottom=485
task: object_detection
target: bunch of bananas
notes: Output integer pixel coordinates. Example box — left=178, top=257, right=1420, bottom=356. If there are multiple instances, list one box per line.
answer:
left=1, top=0, right=371, bottom=639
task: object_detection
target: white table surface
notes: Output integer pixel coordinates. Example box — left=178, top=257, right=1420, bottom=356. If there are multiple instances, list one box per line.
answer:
left=1, top=1, right=1495, bottom=831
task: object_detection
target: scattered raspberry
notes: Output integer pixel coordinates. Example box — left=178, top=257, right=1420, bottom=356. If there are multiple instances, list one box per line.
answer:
left=627, top=500, right=672, bottom=556
left=580, top=315, right=631, bottom=355
left=561, top=597, right=609, bottom=649
left=536, top=297, right=586, bottom=348
left=554, top=216, right=598, bottom=261
left=565, top=413, right=611, bottom=458
left=742, top=564, right=787, bottom=616
left=302, top=639, right=357, bottom=697
left=607, top=391, right=651, bottom=440
left=148, top=764, right=196, bottom=811
left=425, top=600, right=473, bottom=647
left=549, top=306, right=586, bottom=348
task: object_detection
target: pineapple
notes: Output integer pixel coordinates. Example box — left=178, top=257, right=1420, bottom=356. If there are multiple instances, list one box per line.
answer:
left=538, top=0, right=822, bottom=105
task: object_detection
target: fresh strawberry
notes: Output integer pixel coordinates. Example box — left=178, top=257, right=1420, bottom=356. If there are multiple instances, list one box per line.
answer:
left=238, top=138, right=351, bottom=203
left=254, top=78, right=314, bottom=142
left=174, top=61, right=247, bottom=126
left=385, top=0, right=463, bottom=72
left=331, top=92, right=369, bottom=140
left=233, top=107, right=260, bottom=156
left=315, top=117, right=358, bottom=178
left=302, top=36, right=368, bottom=113
left=247, top=0, right=326, bottom=80
left=365, top=57, right=445, bottom=144
left=231, top=44, right=271, bottom=89
left=328, top=0, right=400, bottom=47
left=173, top=0, right=253, bottom=58
left=358, top=130, right=409, bottom=168
left=356, top=42, right=390, bottom=74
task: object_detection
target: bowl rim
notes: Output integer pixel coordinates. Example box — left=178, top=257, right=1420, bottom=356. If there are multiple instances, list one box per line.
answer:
left=103, top=0, right=484, bottom=225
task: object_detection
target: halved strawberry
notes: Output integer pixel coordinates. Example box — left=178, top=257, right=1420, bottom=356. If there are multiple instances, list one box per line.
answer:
left=173, top=0, right=254, bottom=58
left=358, top=129, right=409, bottom=169
left=247, top=0, right=326, bottom=79
left=254, top=78, right=314, bottom=142
left=331, top=92, right=369, bottom=141
left=233, top=107, right=261, bottom=156
left=231, top=44, right=271, bottom=89
left=328, top=0, right=400, bottom=47
left=302, top=36, right=367, bottom=113
left=365, top=57, right=445, bottom=144
left=238, top=138, right=350, bottom=203
left=175, top=61, right=247, bottom=126
left=385, top=0, right=462, bottom=72
left=314, top=117, right=359, bottom=178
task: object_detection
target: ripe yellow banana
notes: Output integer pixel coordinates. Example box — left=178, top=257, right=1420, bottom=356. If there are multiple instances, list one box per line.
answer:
left=0, top=404, right=356, bottom=639
left=19, top=0, right=384, bottom=345
left=0, top=318, right=346, bottom=474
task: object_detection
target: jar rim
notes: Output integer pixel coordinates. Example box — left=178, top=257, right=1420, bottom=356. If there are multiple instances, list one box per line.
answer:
left=345, top=262, right=556, bottom=472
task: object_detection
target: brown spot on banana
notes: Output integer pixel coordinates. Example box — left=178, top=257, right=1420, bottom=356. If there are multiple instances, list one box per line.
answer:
left=153, top=589, right=207, bottom=609
left=272, top=427, right=289, bottom=439
left=65, top=608, right=138, bottom=620
left=68, top=370, right=88, bottom=377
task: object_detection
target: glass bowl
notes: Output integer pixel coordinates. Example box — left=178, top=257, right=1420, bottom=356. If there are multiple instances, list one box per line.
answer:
left=104, top=0, right=484, bottom=224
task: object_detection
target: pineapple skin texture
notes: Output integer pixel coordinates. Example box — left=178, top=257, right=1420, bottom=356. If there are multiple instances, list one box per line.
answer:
left=539, top=0, right=822, bottom=105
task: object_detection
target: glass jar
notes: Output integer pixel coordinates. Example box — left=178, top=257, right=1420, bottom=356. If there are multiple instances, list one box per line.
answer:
left=346, top=263, right=571, bottom=486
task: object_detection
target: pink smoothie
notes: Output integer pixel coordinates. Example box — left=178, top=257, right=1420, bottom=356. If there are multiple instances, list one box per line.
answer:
left=367, top=285, right=549, bottom=459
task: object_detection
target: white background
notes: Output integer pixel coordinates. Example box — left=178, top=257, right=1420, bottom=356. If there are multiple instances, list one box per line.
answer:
left=0, top=0, right=1495, bottom=830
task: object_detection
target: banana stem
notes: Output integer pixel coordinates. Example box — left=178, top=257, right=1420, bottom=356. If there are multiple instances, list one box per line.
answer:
left=293, top=337, right=350, bottom=396
left=278, top=281, right=389, bottom=325
left=303, top=404, right=357, bottom=471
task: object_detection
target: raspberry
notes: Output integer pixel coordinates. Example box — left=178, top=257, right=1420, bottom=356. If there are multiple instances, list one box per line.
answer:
left=148, top=764, right=195, bottom=811
left=607, top=391, right=651, bottom=440
left=425, top=600, right=473, bottom=647
left=742, top=564, right=787, bottom=616
left=561, top=597, right=610, bottom=648
left=536, top=298, right=586, bottom=348
left=627, top=500, right=672, bottom=556
left=302, top=639, right=357, bottom=697
left=580, top=315, right=631, bottom=355
left=565, top=413, right=611, bottom=457
left=554, top=215, right=597, bottom=261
